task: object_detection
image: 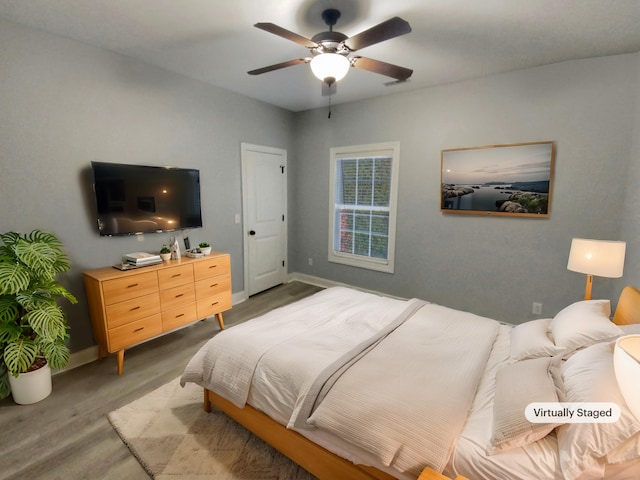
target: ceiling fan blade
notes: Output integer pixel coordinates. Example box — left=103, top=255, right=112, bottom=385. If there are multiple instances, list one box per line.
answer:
left=351, top=57, right=413, bottom=81
left=254, top=23, right=317, bottom=48
left=345, top=17, right=411, bottom=51
left=248, top=58, right=309, bottom=75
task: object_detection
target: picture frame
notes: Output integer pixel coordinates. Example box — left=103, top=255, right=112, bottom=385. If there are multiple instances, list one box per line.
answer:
left=441, top=141, right=555, bottom=217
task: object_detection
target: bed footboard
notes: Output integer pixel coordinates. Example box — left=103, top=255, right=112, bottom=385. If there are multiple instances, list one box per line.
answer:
left=203, top=387, right=397, bottom=480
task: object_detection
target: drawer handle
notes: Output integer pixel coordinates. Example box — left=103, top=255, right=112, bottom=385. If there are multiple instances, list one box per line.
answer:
left=127, top=283, right=139, bottom=288
left=175, top=313, right=185, bottom=318
left=211, top=301, right=219, bottom=306
left=208, top=265, right=217, bottom=269
left=175, top=293, right=184, bottom=298
left=130, top=306, right=141, bottom=311
left=210, top=283, right=219, bottom=288
left=133, top=327, right=145, bottom=332
left=172, top=273, right=181, bottom=278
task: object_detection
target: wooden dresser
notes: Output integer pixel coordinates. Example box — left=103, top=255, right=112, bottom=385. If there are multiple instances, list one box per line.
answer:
left=83, top=252, right=231, bottom=374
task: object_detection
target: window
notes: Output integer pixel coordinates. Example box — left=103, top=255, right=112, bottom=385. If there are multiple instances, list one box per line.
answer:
left=328, top=142, right=400, bottom=273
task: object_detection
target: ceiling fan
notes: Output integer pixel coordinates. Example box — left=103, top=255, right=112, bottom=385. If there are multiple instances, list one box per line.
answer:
left=248, top=9, right=413, bottom=93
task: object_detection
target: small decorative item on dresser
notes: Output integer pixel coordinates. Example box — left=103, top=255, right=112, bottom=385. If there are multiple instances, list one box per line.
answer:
left=159, top=245, right=172, bottom=261
left=185, top=248, right=204, bottom=258
left=199, top=242, right=212, bottom=255
left=171, top=237, right=181, bottom=260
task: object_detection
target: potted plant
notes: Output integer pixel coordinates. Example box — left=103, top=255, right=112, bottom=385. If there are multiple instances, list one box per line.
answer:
left=199, top=242, right=212, bottom=256
left=0, top=230, right=77, bottom=404
left=160, top=245, right=172, bottom=261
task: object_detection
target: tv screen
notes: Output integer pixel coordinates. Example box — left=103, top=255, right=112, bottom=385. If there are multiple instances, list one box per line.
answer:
left=91, top=161, right=203, bottom=236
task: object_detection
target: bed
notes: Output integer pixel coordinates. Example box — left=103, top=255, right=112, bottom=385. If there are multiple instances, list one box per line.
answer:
left=180, top=285, right=640, bottom=480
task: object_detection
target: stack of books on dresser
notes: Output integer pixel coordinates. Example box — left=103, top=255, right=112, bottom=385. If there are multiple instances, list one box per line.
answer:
left=124, top=252, right=163, bottom=267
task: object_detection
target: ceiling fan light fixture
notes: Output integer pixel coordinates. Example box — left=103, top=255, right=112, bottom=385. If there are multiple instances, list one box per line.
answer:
left=310, top=53, right=350, bottom=83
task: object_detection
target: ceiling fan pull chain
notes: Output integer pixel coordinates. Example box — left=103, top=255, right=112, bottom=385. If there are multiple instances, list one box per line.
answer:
left=328, top=94, right=332, bottom=119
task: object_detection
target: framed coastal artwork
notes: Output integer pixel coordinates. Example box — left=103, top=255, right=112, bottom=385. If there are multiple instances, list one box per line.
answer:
left=441, top=141, right=555, bottom=217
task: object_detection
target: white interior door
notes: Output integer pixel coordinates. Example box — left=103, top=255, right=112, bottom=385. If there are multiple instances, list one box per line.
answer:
left=241, top=143, right=287, bottom=296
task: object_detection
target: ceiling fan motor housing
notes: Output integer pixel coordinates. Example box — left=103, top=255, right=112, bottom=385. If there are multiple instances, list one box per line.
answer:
left=312, top=31, right=349, bottom=54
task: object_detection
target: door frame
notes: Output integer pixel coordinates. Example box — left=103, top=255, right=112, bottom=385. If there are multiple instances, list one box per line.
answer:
left=240, top=142, right=288, bottom=297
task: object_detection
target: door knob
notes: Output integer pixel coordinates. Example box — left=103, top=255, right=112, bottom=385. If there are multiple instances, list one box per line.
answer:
left=249, top=230, right=256, bottom=236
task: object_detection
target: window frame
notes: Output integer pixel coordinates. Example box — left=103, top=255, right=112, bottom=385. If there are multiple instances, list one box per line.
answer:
left=327, top=141, right=400, bottom=273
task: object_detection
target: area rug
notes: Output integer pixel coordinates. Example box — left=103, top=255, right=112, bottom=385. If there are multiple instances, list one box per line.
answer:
left=108, top=378, right=316, bottom=479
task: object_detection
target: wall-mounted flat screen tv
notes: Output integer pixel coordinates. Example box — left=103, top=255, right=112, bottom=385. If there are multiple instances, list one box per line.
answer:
left=91, top=161, right=203, bottom=236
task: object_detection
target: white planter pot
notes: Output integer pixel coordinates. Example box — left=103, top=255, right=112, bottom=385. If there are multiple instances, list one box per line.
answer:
left=9, top=363, right=52, bottom=405
left=200, top=246, right=212, bottom=255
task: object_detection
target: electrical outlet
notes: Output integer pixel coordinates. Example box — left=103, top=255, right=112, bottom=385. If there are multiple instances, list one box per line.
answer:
left=532, top=302, right=543, bottom=315
left=308, top=257, right=313, bottom=266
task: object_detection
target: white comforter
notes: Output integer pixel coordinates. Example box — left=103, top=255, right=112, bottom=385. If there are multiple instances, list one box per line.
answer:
left=181, top=287, right=501, bottom=476
left=296, top=302, right=501, bottom=476
left=180, top=287, right=413, bottom=408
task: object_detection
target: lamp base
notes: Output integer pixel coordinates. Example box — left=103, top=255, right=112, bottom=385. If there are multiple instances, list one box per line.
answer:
left=584, top=274, right=593, bottom=301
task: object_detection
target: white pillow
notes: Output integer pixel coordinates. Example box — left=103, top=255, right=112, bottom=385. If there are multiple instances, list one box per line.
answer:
left=510, top=318, right=565, bottom=361
left=550, top=300, right=622, bottom=353
left=556, top=342, right=640, bottom=480
left=487, top=356, right=563, bottom=454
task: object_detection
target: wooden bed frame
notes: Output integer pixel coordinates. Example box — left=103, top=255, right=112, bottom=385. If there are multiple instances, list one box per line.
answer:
left=202, top=285, right=640, bottom=480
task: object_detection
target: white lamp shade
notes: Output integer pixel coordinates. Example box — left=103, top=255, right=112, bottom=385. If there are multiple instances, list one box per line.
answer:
left=566, top=238, right=626, bottom=278
left=614, top=335, right=640, bottom=421
left=310, top=53, right=350, bottom=83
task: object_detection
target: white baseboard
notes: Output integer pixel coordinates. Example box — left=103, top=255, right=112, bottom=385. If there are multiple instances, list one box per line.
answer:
left=233, top=290, right=248, bottom=305
left=54, top=345, right=99, bottom=376
left=287, top=272, right=345, bottom=289
left=286, top=273, right=407, bottom=300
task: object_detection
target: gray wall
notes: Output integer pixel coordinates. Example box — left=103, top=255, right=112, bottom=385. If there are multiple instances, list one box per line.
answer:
left=290, top=53, right=640, bottom=323
left=621, top=57, right=640, bottom=296
left=0, top=20, right=293, bottom=352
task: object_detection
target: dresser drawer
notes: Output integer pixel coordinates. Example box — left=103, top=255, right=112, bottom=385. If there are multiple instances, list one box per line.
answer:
left=105, top=292, right=161, bottom=329
left=162, top=303, right=198, bottom=332
left=193, top=255, right=230, bottom=281
left=160, top=283, right=195, bottom=311
left=108, top=314, right=162, bottom=352
left=102, top=271, right=159, bottom=305
left=195, top=273, right=231, bottom=298
left=158, top=264, right=194, bottom=290
left=196, top=291, right=232, bottom=319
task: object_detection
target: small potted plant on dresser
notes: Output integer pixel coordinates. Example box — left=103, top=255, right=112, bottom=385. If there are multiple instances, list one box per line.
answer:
left=160, top=245, right=172, bottom=261
left=199, top=242, right=212, bottom=255
left=0, top=230, right=77, bottom=404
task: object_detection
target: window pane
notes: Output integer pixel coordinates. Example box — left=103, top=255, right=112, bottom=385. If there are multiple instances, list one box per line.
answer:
left=340, top=209, right=354, bottom=229
left=357, top=182, right=373, bottom=206
left=373, top=158, right=392, bottom=206
left=339, top=231, right=353, bottom=253
left=354, top=233, right=370, bottom=256
left=354, top=211, right=370, bottom=232
left=359, top=159, right=373, bottom=181
left=370, top=234, right=388, bottom=259
left=371, top=213, right=389, bottom=234
left=340, top=159, right=357, bottom=204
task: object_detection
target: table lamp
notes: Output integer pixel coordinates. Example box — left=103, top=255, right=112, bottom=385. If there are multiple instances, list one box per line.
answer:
left=614, top=335, right=640, bottom=421
left=566, top=238, right=626, bottom=300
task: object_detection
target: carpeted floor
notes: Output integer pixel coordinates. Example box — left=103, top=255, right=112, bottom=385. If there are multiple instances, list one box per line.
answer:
left=108, top=378, right=317, bottom=480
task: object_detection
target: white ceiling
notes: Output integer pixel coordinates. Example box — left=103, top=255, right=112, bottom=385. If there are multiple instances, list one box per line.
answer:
left=2, top=0, right=640, bottom=112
